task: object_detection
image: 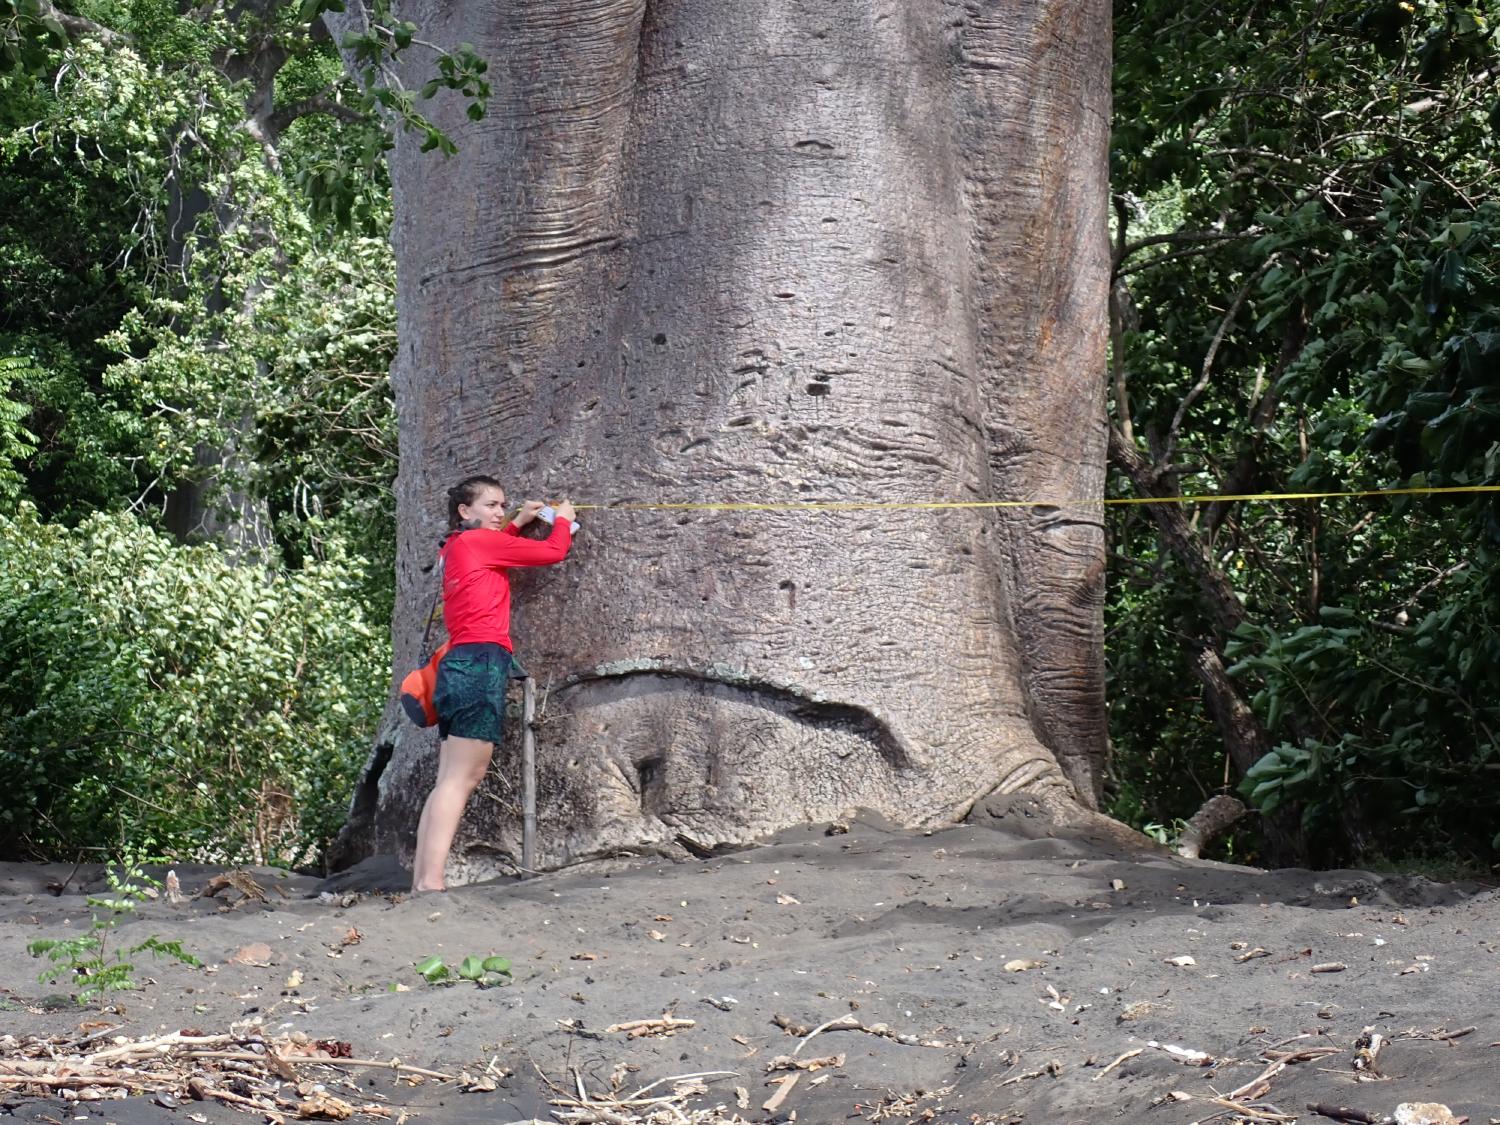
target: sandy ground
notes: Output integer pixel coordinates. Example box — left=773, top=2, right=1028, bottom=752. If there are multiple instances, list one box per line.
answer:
left=2, top=797, right=1497, bottom=1124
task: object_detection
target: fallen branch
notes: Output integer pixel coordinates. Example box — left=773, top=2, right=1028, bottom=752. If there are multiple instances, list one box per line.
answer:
left=1228, top=1060, right=1285, bottom=1101
left=627, top=1071, right=739, bottom=1099
left=1397, top=1026, right=1475, bottom=1044
left=1230, top=1045, right=1343, bottom=1100
left=791, top=1013, right=858, bottom=1056
left=538, top=1065, right=739, bottom=1125
left=604, top=1015, right=696, bottom=1038
left=1092, top=1047, right=1143, bottom=1080
left=998, top=1059, right=1062, bottom=1087
left=0, top=1073, right=142, bottom=1090
left=762, top=1073, right=799, bottom=1114
left=1162, top=1091, right=1296, bottom=1121
left=1307, top=1104, right=1379, bottom=1124
left=186, top=1050, right=455, bottom=1081
left=766, top=1053, right=844, bottom=1072
left=87, top=1031, right=241, bottom=1063
left=187, top=1074, right=274, bottom=1112
left=1, top=1028, right=452, bottom=1120
left=1262, top=1043, right=1341, bottom=1062
left=772, top=1012, right=951, bottom=1048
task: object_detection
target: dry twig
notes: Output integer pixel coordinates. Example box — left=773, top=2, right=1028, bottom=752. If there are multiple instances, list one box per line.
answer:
left=771, top=1012, right=950, bottom=1049
left=605, top=1015, right=697, bottom=1038
left=1092, top=1047, right=1143, bottom=1080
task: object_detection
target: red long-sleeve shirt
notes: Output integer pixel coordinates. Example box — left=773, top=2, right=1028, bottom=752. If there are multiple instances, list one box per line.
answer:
left=440, top=520, right=572, bottom=650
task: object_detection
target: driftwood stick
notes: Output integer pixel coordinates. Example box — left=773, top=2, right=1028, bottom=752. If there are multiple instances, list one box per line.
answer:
left=1307, top=1104, right=1378, bottom=1124
left=1397, top=1025, right=1476, bottom=1043
left=184, top=1050, right=454, bottom=1080
left=627, top=1070, right=738, bottom=1099
left=1092, top=1047, right=1143, bottom=1080
left=766, top=1053, right=844, bottom=1072
left=0, top=1059, right=76, bottom=1076
left=604, top=1016, right=696, bottom=1037
left=59, top=1025, right=127, bottom=1052
left=0, top=1074, right=143, bottom=1090
left=792, top=1014, right=859, bottom=1056
left=1228, top=1059, right=1286, bottom=1099
left=1262, top=1045, right=1341, bottom=1063
left=1433, top=1025, right=1476, bottom=1041
left=187, top=1075, right=270, bottom=1111
left=551, top=1095, right=689, bottom=1110
left=86, top=1032, right=241, bottom=1063
left=761, top=1073, right=799, bottom=1114
left=771, top=1012, right=949, bottom=1049
left=997, top=1065, right=1054, bottom=1088
left=335, top=1057, right=456, bottom=1080
left=1167, top=1092, right=1296, bottom=1121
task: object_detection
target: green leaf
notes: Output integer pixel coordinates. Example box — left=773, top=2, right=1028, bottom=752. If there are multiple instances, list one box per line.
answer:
left=414, top=955, right=447, bottom=982
left=457, top=955, right=484, bottom=981
left=481, top=955, right=511, bottom=975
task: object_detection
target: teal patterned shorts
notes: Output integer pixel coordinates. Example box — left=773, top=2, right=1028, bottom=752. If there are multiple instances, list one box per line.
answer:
left=434, top=643, right=512, bottom=744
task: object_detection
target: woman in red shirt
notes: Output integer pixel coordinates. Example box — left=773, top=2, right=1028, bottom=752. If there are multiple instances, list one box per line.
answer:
left=412, top=475, right=577, bottom=892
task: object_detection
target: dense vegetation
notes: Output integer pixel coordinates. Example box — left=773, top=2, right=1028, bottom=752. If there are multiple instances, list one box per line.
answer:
left=1108, top=0, right=1500, bottom=868
left=0, top=0, right=1495, bottom=871
left=0, top=0, right=410, bottom=862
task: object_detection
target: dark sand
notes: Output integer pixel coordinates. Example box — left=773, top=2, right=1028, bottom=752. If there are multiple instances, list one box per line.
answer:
left=3, top=798, right=1497, bottom=1124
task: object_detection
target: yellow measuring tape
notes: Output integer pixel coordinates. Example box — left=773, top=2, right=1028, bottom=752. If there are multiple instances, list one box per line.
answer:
left=573, top=484, right=1500, bottom=513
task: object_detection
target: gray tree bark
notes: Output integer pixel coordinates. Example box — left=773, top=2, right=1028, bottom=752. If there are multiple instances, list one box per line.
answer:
left=335, top=0, right=1114, bottom=879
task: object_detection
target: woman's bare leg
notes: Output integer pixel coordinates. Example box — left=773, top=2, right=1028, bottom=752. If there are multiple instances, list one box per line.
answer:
left=411, top=736, right=494, bottom=892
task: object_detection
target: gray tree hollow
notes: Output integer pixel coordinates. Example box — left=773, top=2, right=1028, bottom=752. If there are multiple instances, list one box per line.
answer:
left=336, top=0, right=1113, bottom=881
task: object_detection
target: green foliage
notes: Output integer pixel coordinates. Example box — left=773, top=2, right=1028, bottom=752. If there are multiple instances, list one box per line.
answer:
left=0, top=0, right=435, bottom=865
left=413, top=953, right=512, bottom=986
left=1228, top=573, right=1500, bottom=856
left=0, top=0, right=69, bottom=73
left=336, top=0, right=490, bottom=154
left=1109, top=0, right=1500, bottom=867
left=0, top=356, right=39, bottom=504
left=0, top=505, right=388, bottom=864
left=0, top=82, right=153, bottom=517
left=27, top=857, right=199, bottom=1006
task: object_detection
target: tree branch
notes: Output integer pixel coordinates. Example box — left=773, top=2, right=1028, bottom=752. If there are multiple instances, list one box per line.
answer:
left=36, top=0, right=128, bottom=44
left=1108, top=426, right=1248, bottom=637
left=268, top=90, right=370, bottom=135
left=1161, top=260, right=1274, bottom=469
left=1113, top=227, right=1262, bottom=273
left=1110, top=196, right=1136, bottom=447
left=1115, top=241, right=1250, bottom=281
left=1200, top=308, right=1308, bottom=538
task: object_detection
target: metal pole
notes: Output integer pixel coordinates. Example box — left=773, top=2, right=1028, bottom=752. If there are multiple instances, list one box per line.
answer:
left=520, top=675, right=537, bottom=878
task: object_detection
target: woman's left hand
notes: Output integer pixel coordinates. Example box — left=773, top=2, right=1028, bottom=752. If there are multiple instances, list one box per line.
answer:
left=512, top=499, right=547, bottom=528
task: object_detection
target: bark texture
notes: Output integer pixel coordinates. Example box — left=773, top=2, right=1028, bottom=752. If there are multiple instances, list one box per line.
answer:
left=335, top=0, right=1112, bottom=879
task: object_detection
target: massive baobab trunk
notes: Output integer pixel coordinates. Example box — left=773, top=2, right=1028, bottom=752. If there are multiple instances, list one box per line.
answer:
left=335, top=0, right=1113, bottom=879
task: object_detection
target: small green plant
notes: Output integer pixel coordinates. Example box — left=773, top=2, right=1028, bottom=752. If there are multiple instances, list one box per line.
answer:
left=1142, top=818, right=1189, bottom=847
left=412, top=953, right=511, bottom=987
left=27, top=859, right=200, bottom=1006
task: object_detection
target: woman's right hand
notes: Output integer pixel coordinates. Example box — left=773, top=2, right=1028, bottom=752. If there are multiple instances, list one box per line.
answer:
left=513, top=499, right=547, bottom=528
left=554, top=499, right=577, bottom=523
